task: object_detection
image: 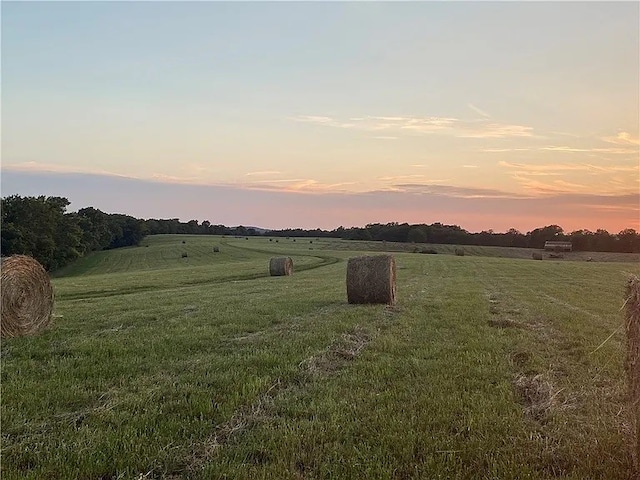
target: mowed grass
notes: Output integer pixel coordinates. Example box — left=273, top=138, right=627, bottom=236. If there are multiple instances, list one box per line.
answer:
left=1, top=235, right=638, bottom=479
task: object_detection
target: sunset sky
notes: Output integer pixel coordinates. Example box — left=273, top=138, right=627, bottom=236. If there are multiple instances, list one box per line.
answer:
left=2, top=1, right=639, bottom=233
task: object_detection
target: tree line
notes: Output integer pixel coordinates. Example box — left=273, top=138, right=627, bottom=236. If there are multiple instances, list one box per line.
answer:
left=2, top=195, right=638, bottom=271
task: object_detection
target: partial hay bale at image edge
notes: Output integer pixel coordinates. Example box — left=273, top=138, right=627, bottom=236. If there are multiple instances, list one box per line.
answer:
left=269, top=257, right=293, bottom=276
left=625, top=275, right=640, bottom=472
left=1, top=255, right=55, bottom=338
left=346, top=254, right=396, bottom=306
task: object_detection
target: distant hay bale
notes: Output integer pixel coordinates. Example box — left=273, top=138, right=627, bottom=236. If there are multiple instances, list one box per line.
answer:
left=269, top=257, right=293, bottom=276
left=346, top=255, right=396, bottom=305
left=182, top=240, right=186, bottom=244
left=213, top=246, right=220, bottom=253
left=625, top=275, right=640, bottom=471
left=181, top=252, right=188, bottom=258
left=275, top=239, right=279, bottom=243
left=310, top=240, right=313, bottom=244
left=1, top=255, right=54, bottom=338
left=586, top=257, right=593, bottom=262
left=455, top=248, right=465, bottom=256
left=532, top=252, right=543, bottom=260
left=269, top=239, right=273, bottom=242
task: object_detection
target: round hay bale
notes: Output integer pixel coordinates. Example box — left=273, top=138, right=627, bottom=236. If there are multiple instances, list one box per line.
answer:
left=346, top=254, right=396, bottom=305
left=182, top=240, right=186, bottom=244
left=625, top=275, right=640, bottom=471
left=269, top=257, right=293, bottom=276
left=1, top=255, right=54, bottom=338
left=532, top=252, right=543, bottom=260
left=213, top=246, right=220, bottom=253
left=455, top=248, right=465, bottom=256
left=181, top=252, right=188, bottom=258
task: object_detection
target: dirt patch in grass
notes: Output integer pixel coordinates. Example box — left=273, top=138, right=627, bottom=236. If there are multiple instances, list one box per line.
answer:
left=514, top=373, right=558, bottom=422
left=301, top=326, right=372, bottom=376
left=488, top=317, right=525, bottom=329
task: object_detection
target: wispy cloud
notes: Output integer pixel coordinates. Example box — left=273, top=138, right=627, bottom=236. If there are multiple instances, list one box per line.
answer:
left=462, top=165, right=479, bottom=168
left=602, top=131, right=640, bottom=146
left=3, top=161, right=126, bottom=178
left=379, top=174, right=425, bottom=181
left=541, top=145, right=637, bottom=154
left=482, top=143, right=638, bottom=155
left=291, top=115, right=534, bottom=139
left=482, top=147, right=532, bottom=153
left=499, top=160, right=639, bottom=173
left=393, top=183, right=528, bottom=199
left=500, top=161, right=639, bottom=196
left=245, top=177, right=359, bottom=194
left=245, top=171, right=282, bottom=176
left=467, top=103, right=491, bottom=118
left=509, top=175, right=575, bottom=195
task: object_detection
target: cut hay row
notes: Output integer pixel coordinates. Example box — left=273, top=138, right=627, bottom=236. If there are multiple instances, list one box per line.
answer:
left=1, top=255, right=55, bottom=338
left=346, top=254, right=396, bottom=305
left=269, top=257, right=294, bottom=276
left=625, top=275, right=640, bottom=472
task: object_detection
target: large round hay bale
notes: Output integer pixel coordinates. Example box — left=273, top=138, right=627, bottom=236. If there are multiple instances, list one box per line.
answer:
left=346, top=254, right=396, bottom=305
left=213, top=246, right=220, bottom=253
left=269, top=257, right=293, bottom=276
left=625, top=275, right=640, bottom=471
left=454, top=248, right=465, bottom=256
left=1, top=255, right=54, bottom=338
left=532, top=252, right=543, bottom=260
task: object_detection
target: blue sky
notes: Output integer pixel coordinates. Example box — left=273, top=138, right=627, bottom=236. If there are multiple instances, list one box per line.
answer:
left=2, top=1, right=638, bottom=232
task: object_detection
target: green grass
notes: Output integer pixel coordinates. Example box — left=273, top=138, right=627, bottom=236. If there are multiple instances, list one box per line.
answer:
left=2, top=235, right=638, bottom=479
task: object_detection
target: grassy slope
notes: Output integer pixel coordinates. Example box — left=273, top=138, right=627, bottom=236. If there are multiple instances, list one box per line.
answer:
left=1, top=235, right=638, bottom=479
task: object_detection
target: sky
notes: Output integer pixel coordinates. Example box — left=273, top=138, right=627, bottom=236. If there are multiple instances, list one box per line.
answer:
left=2, top=1, right=639, bottom=233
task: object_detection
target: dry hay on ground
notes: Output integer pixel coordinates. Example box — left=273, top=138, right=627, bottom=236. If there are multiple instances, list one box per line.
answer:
left=269, top=257, right=293, bottom=276
left=532, top=252, right=543, bottom=260
left=1, top=255, right=54, bottom=338
left=625, top=275, right=640, bottom=472
left=346, top=254, right=396, bottom=305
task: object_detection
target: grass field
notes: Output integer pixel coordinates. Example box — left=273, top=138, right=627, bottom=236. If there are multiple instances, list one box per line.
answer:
left=2, top=234, right=639, bottom=479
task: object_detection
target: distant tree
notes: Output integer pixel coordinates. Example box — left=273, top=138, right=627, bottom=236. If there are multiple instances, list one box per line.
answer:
left=408, top=227, right=428, bottom=244
left=617, top=228, right=639, bottom=253
left=1, top=195, right=83, bottom=270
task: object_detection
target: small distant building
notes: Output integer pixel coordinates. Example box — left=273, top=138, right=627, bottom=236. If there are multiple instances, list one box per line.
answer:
left=544, top=241, right=572, bottom=252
